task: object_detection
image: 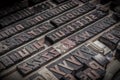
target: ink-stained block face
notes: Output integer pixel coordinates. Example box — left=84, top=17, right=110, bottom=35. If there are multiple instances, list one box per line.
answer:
left=68, top=29, right=95, bottom=45
left=53, top=39, right=76, bottom=53
left=80, top=45, right=98, bottom=56
left=70, top=46, right=94, bottom=65
left=0, top=56, right=14, bottom=68
left=92, top=54, right=109, bottom=67
left=75, top=69, right=91, bottom=80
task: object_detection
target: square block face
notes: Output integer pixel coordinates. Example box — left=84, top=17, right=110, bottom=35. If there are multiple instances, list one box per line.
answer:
left=0, top=56, right=14, bottom=68
left=111, top=26, right=120, bottom=38
left=80, top=45, right=98, bottom=56
left=70, top=46, right=94, bottom=65
left=92, top=40, right=111, bottom=55
left=99, top=32, right=119, bottom=50
left=75, top=70, right=91, bottom=80
left=75, top=62, right=106, bottom=80
left=38, top=68, right=59, bottom=80
left=92, top=54, right=109, bottom=66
